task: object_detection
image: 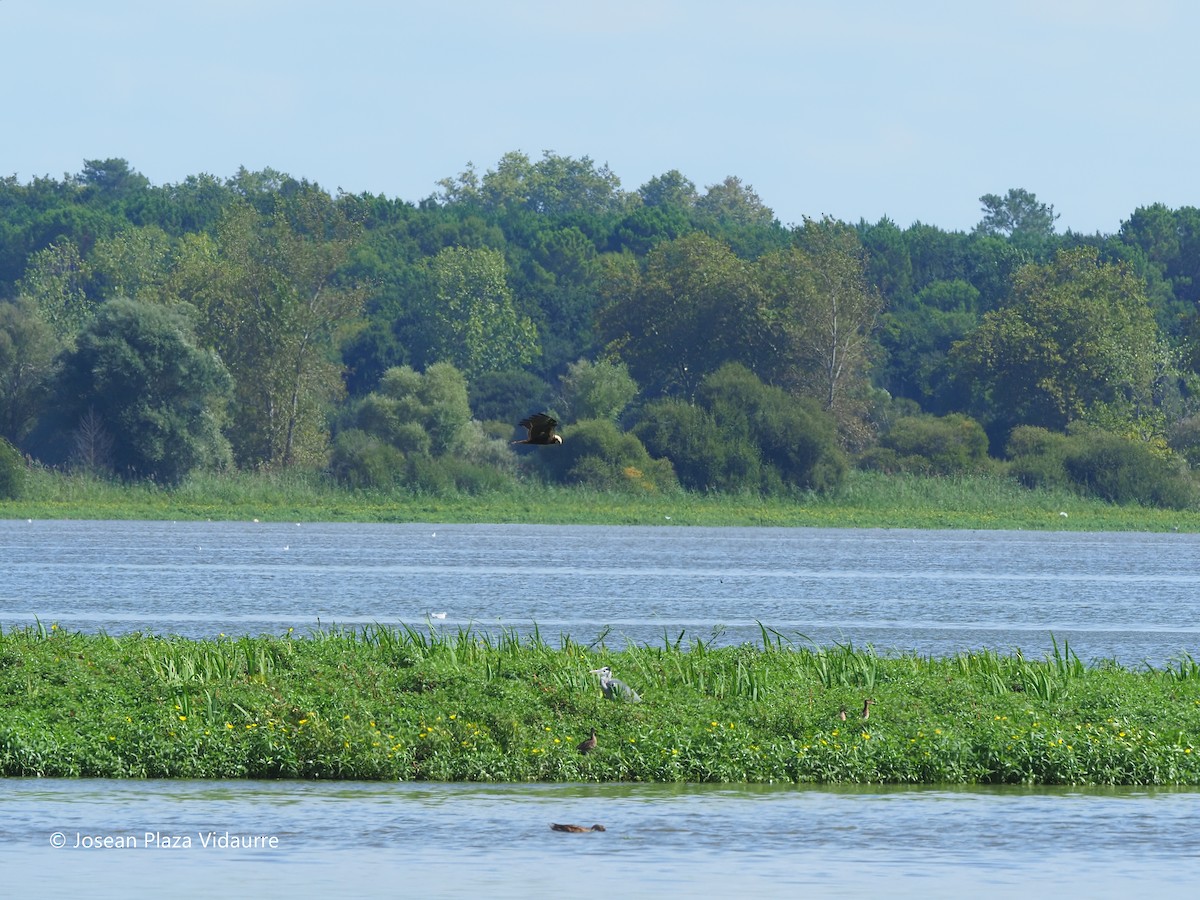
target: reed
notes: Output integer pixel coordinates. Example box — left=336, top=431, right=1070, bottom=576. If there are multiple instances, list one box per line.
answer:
left=4, top=467, right=1198, bottom=530
left=3, top=623, right=1198, bottom=784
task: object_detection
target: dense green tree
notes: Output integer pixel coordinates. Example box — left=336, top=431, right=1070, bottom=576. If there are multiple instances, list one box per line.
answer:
left=54, top=298, right=231, bottom=483
left=411, top=246, right=539, bottom=378
left=759, top=218, right=883, bottom=446
left=696, top=176, right=774, bottom=228
left=697, top=363, right=846, bottom=492
left=952, top=247, right=1163, bottom=442
left=187, top=191, right=367, bottom=468
left=437, top=151, right=632, bottom=217
left=1008, top=424, right=1194, bottom=508
left=334, top=362, right=515, bottom=490
left=87, top=226, right=174, bottom=304
left=557, top=358, right=638, bottom=423
left=600, top=232, right=762, bottom=397
left=17, top=238, right=96, bottom=340
left=974, top=188, right=1059, bottom=247
left=0, top=296, right=61, bottom=444
left=468, top=368, right=554, bottom=425
left=638, top=365, right=845, bottom=494
left=638, top=170, right=698, bottom=209
left=635, top=399, right=757, bottom=492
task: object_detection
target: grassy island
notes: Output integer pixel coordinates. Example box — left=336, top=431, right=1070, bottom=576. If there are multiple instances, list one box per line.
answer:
left=2, top=623, right=1198, bottom=785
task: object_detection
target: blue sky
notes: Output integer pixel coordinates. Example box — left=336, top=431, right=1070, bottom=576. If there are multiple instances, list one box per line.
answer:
left=3, top=0, right=1197, bottom=234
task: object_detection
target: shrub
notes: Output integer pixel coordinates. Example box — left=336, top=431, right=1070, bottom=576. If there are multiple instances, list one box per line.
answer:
left=533, top=418, right=676, bottom=492
left=635, top=400, right=760, bottom=492
left=690, top=363, right=847, bottom=493
left=328, top=429, right=405, bottom=489
left=1006, top=426, right=1070, bottom=490
left=406, top=454, right=514, bottom=495
left=1007, top=424, right=1196, bottom=508
left=879, top=414, right=991, bottom=476
left=1168, top=414, right=1200, bottom=469
left=1062, top=430, right=1195, bottom=509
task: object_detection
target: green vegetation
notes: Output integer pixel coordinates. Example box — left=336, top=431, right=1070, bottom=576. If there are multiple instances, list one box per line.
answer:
left=3, top=157, right=1200, bottom=510
left=3, top=467, right=1199, bottom=531
left=3, top=624, right=1198, bottom=785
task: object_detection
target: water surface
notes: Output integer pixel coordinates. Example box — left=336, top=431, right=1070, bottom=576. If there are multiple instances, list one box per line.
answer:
left=4, top=779, right=1200, bottom=898
left=2, top=520, right=1198, bottom=666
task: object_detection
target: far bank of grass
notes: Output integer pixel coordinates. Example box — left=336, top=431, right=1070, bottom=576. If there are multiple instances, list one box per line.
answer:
left=3, top=468, right=1198, bottom=531
left=2, top=624, right=1198, bottom=785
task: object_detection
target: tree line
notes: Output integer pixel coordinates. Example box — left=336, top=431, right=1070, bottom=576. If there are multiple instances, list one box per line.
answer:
left=1, top=154, right=1198, bottom=506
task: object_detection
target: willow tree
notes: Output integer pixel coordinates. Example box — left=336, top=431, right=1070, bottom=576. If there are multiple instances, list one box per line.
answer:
left=187, top=190, right=366, bottom=468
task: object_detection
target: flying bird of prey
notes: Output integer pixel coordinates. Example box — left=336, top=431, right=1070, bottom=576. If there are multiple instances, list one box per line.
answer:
left=512, top=413, right=562, bottom=445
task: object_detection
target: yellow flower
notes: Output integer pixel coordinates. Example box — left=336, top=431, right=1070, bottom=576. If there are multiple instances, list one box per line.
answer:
left=178, top=715, right=187, bottom=722
left=225, top=723, right=233, bottom=730
left=862, top=732, right=871, bottom=740
left=298, top=718, right=308, bottom=726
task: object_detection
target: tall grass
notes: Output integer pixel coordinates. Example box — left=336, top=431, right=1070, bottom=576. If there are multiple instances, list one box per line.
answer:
left=4, top=467, right=1197, bottom=530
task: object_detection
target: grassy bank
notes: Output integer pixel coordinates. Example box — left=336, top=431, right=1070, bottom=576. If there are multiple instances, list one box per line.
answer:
left=3, top=624, right=1199, bottom=785
left=3, top=468, right=1198, bottom=530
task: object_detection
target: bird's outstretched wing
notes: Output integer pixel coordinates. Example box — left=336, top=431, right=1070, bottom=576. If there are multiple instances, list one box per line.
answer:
left=515, top=413, right=560, bottom=444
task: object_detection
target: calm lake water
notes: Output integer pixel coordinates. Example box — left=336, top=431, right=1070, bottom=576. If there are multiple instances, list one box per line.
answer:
left=3, top=779, right=1200, bottom=898
left=3, top=520, right=1200, bottom=895
left=2, top=519, right=1198, bottom=666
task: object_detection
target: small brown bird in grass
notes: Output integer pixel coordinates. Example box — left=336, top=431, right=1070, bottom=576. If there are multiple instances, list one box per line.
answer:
left=838, top=706, right=847, bottom=721
left=512, top=413, right=562, bottom=445
left=861, top=698, right=876, bottom=720
left=577, top=728, right=597, bottom=754
left=551, top=823, right=606, bottom=833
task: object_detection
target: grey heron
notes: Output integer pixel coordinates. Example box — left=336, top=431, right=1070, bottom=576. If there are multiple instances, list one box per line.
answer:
left=590, top=666, right=641, bottom=702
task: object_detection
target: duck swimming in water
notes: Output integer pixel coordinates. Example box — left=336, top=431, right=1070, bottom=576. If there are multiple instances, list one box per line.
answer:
left=551, top=823, right=606, bottom=833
